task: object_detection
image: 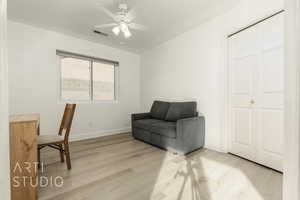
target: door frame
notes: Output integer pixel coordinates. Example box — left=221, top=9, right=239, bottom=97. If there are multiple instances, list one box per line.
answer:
left=282, top=0, right=300, bottom=199
left=221, top=1, right=300, bottom=200
left=0, top=0, right=10, bottom=199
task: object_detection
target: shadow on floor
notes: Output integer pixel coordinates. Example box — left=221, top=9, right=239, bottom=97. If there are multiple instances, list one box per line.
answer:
left=37, top=134, right=282, bottom=200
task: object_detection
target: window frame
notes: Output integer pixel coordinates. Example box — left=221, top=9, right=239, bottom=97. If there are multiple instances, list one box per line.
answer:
left=57, top=50, right=119, bottom=104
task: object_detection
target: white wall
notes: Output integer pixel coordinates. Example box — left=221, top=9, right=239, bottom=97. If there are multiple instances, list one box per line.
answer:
left=140, top=0, right=284, bottom=151
left=0, top=0, right=10, bottom=199
left=8, top=21, right=140, bottom=140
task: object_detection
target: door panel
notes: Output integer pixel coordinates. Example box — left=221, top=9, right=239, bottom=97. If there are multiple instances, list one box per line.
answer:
left=257, top=110, right=284, bottom=171
left=231, top=108, right=255, bottom=160
left=232, top=108, right=253, bottom=148
left=233, top=56, right=254, bottom=94
left=261, top=14, right=284, bottom=50
left=262, top=47, right=284, bottom=93
left=261, top=111, right=284, bottom=155
left=256, top=13, right=284, bottom=171
left=232, top=56, right=256, bottom=107
left=232, top=27, right=261, bottom=58
left=229, top=29, right=258, bottom=161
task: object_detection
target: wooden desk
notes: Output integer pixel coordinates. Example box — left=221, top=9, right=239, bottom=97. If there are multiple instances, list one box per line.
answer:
left=10, top=114, right=39, bottom=200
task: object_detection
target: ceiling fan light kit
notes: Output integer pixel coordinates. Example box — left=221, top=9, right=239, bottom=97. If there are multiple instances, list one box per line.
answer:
left=95, top=3, right=147, bottom=39
left=111, top=23, right=131, bottom=38
left=123, top=28, right=132, bottom=38
left=112, top=26, right=120, bottom=36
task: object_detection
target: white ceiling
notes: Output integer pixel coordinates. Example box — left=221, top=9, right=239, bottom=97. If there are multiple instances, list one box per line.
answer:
left=8, top=0, right=239, bottom=53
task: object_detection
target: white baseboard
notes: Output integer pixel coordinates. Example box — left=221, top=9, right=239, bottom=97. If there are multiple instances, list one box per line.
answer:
left=204, top=144, right=222, bottom=153
left=69, top=127, right=131, bottom=142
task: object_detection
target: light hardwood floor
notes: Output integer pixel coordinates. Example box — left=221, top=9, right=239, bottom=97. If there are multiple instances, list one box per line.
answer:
left=38, top=133, right=282, bottom=200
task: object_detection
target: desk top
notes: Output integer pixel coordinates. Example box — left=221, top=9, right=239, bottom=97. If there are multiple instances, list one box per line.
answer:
left=10, top=113, right=40, bottom=124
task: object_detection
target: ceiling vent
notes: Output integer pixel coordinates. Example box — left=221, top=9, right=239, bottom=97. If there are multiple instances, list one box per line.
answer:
left=93, top=30, right=109, bottom=37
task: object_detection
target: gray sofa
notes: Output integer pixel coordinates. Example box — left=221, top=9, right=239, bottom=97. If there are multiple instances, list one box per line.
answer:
left=131, top=101, right=205, bottom=155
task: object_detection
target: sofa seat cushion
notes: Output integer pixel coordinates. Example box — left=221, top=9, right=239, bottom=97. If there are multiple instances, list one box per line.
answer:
left=150, top=121, right=177, bottom=139
left=133, top=119, right=163, bottom=130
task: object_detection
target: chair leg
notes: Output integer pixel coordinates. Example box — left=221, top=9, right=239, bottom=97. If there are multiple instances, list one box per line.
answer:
left=59, top=144, right=64, bottom=163
left=64, top=143, right=71, bottom=170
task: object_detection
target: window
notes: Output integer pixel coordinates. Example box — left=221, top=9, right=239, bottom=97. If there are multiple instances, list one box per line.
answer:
left=57, top=50, right=118, bottom=102
left=92, top=61, right=115, bottom=101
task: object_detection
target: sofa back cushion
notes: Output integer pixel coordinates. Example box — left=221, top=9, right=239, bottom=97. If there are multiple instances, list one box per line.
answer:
left=165, top=102, right=197, bottom=122
left=150, top=101, right=170, bottom=120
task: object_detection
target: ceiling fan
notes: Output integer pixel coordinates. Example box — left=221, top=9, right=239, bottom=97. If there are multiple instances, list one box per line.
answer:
left=95, top=3, right=147, bottom=39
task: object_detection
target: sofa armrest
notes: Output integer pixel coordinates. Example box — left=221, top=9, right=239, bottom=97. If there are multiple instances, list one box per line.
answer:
left=131, top=112, right=151, bottom=138
left=131, top=112, right=151, bottom=121
left=176, top=114, right=205, bottom=154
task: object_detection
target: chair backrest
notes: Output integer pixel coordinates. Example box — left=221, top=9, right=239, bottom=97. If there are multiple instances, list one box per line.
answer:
left=58, top=104, right=76, bottom=142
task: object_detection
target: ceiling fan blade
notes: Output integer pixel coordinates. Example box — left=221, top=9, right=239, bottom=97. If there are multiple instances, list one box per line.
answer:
left=98, top=6, right=117, bottom=21
left=95, top=23, right=118, bottom=29
left=128, top=23, right=147, bottom=31
left=125, top=7, right=137, bottom=22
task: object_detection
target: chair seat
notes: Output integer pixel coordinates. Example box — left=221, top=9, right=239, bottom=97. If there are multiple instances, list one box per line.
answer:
left=38, top=135, right=65, bottom=145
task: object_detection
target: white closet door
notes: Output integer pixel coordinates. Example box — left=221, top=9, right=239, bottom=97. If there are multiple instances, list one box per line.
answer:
left=228, top=13, right=284, bottom=171
left=256, top=14, right=284, bottom=171
left=228, top=27, right=260, bottom=161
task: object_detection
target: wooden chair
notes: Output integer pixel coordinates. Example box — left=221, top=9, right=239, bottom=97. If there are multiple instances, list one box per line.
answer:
left=38, top=104, right=76, bottom=170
